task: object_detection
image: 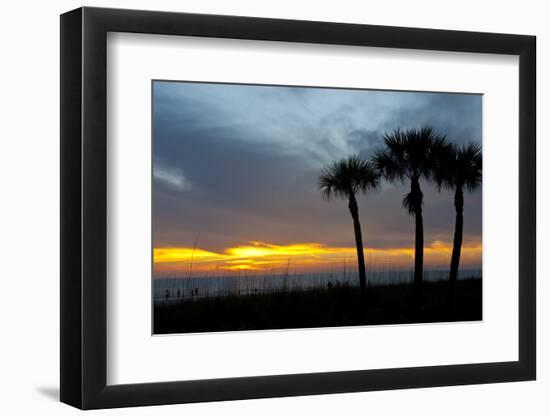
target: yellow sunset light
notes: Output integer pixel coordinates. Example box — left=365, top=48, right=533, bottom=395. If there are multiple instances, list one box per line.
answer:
left=225, top=242, right=355, bottom=259
left=153, top=247, right=226, bottom=263
left=153, top=240, right=482, bottom=275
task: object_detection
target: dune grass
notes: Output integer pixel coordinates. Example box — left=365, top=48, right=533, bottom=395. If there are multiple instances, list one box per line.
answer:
left=154, top=278, right=481, bottom=334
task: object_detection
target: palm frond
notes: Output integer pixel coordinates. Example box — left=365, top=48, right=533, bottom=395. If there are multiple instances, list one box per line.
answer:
left=432, top=141, right=482, bottom=192
left=402, top=182, right=423, bottom=216
left=460, top=143, right=482, bottom=191
left=373, top=148, right=405, bottom=182
left=376, top=126, right=448, bottom=182
left=432, top=142, right=457, bottom=191
left=402, top=191, right=416, bottom=215
left=319, top=155, right=380, bottom=200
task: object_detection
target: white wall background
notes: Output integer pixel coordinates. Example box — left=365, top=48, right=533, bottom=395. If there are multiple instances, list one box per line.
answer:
left=0, top=0, right=546, bottom=415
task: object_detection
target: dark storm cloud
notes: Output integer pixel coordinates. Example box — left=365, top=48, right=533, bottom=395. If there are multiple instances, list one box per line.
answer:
left=152, top=81, right=482, bottom=252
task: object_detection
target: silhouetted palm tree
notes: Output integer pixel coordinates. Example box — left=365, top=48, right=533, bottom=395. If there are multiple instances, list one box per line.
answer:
left=319, top=155, right=379, bottom=296
left=434, top=142, right=482, bottom=300
left=374, top=127, right=447, bottom=303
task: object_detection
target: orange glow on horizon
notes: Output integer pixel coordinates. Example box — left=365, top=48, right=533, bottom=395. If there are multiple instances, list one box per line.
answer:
left=153, top=240, right=482, bottom=276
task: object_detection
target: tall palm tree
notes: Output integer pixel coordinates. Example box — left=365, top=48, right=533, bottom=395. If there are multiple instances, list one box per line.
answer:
left=319, top=155, right=379, bottom=296
left=434, top=142, right=482, bottom=298
left=374, top=127, right=447, bottom=302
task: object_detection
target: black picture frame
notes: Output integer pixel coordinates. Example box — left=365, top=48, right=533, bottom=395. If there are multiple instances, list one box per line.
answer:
left=60, top=6, right=536, bottom=410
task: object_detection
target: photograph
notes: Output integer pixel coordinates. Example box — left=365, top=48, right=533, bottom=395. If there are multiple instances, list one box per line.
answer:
left=152, top=81, right=483, bottom=334
left=52, top=4, right=538, bottom=411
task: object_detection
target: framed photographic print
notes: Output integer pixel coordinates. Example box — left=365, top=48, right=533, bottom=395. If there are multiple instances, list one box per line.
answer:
left=60, top=6, right=536, bottom=409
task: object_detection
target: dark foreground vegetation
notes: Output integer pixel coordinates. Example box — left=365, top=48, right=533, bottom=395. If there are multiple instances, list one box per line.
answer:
left=154, top=278, right=481, bottom=334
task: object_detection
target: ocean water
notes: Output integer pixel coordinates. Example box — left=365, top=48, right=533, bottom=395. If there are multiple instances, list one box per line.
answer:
left=153, top=268, right=482, bottom=303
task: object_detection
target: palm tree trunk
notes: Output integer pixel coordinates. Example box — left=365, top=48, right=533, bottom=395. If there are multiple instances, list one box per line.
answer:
left=411, top=178, right=424, bottom=306
left=449, top=186, right=464, bottom=305
left=348, top=193, right=367, bottom=296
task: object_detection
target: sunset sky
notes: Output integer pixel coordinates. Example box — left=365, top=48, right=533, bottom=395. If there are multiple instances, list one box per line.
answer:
left=152, top=81, right=482, bottom=277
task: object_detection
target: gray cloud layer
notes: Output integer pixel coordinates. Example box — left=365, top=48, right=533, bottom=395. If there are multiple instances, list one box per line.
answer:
left=153, top=81, right=482, bottom=252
